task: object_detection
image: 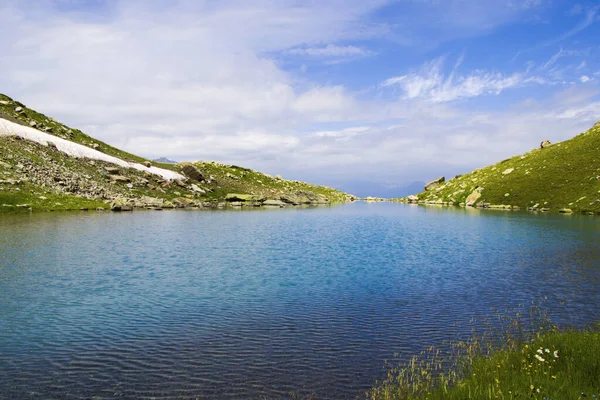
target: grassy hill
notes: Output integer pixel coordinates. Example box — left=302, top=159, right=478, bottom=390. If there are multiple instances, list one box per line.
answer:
left=398, top=122, right=600, bottom=214
left=0, top=93, right=351, bottom=213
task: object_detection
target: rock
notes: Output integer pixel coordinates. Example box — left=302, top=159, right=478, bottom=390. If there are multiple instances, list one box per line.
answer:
left=14, top=106, right=23, bottom=113
left=28, top=120, right=37, bottom=127
left=465, top=187, right=483, bottom=207
left=110, top=175, right=131, bottom=183
left=229, top=201, right=243, bottom=207
left=225, top=193, right=265, bottom=202
left=105, top=167, right=120, bottom=175
left=110, top=198, right=133, bottom=211
left=502, top=168, right=514, bottom=175
left=424, top=177, right=445, bottom=191
left=407, top=195, right=419, bottom=203
left=540, top=140, right=551, bottom=149
left=137, top=196, right=164, bottom=208
left=91, top=143, right=100, bottom=149
left=95, top=207, right=105, bottom=211
left=559, top=208, right=573, bottom=213
left=190, top=184, right=206, bottom=194
left=143, top=161, right=152, bottom=168
left=172, top=197, right=195, bottom=208
left=181, top=164, right=204, bottom=182
left=263, top=199, right=287, bottom=207
left=126, top=183, right=133, bottom=189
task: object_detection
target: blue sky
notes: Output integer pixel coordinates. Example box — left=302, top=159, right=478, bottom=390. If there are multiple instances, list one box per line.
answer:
left=1, top=0, right=599, bottom=195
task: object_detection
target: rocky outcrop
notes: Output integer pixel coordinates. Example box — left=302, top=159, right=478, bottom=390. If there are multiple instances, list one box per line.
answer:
left=110, top=198, right=133, bottom=211
left=540, top=140, right=551, bottom=149
left=424, top=177, right=445, bottom=191
left=225, top=193, right=266, bottom=202
left=181, top=164, right=205, bottom=182
left=280, top=191, right=329, bottom=205
left=465, top=187, right=483, bottom=207
left=263, top=199, right=287, bottom=207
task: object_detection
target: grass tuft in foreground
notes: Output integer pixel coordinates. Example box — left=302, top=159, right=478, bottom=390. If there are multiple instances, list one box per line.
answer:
left=368, top=307, right=600, bottom=400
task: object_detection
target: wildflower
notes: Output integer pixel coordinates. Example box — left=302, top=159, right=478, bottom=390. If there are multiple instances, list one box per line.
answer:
left=553, top=350, right=559, bottom=358
left=551, top=375, right=556, bottom=380
left=537, top=348, right=544, bottom=355
left=535, top=354, right=545, bottom=362
left=545, top=348, right=550, bottom=353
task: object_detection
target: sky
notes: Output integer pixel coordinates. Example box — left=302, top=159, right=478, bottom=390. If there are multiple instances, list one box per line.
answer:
left=1, top=0, right=599, bottom=195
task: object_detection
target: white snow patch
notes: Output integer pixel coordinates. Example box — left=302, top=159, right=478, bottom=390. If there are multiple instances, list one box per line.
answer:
left=0, top=118, right=185, bottom=181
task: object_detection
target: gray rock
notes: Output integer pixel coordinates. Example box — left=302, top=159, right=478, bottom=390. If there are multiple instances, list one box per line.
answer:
left=181, top=164, right=204, bottom=182
left=110, top=175, right=131, bottom=183
left=143, top=161, right=152, bottom=168
left=110, top=198, right=133, bottom=211
left=540, top=140, right=551, bottom=149
left=424, top=177, right=445, bottom=191
left=190, top=184, right=206, bottom=194
left=105, top=167, right=120, bottom=175
left=263, top=199, right=287, bottom=207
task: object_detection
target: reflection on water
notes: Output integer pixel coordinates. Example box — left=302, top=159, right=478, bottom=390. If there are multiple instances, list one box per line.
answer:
left=1, top=203, right=599, bottom=399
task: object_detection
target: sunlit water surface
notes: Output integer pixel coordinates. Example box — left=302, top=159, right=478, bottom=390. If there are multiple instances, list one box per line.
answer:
left=1, top=203, right=600, bottom=399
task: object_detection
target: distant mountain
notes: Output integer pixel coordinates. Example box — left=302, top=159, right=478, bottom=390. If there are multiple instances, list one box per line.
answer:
left=153, top=157, right=178, bottom=164
left=412, top=121, right=600, bottom=214
left=335, top=181, right=426, bottom=198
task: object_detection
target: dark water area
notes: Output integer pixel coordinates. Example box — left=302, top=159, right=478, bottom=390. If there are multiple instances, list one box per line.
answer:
left=1, top=203, right=600, bottom=399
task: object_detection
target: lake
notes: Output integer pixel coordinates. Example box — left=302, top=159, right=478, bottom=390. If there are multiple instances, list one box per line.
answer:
left=1, top=202, right=600, bottom=399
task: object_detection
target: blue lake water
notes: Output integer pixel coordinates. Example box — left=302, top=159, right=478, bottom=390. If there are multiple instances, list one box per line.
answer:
left=1, top=202, right=600, bottom=399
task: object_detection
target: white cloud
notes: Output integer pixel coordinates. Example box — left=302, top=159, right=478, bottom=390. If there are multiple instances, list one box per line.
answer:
left=287, top=44, right=372, bottom=57
left=580, top=75, right=591, bottom=83
left=381, top=58, right=540, bottom=103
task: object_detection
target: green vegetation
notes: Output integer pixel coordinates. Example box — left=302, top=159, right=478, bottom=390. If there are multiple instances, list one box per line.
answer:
left=190, top=161, right=349, bottom=203
left=399, top=123, right=600, bottom=214
left=0, top=181, right=107, bottom=212
left=0, top=93, right=350, bottom=212
left=368, top=310, right=600, bottom=400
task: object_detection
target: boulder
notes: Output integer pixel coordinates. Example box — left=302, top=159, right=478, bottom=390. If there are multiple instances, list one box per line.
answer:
left=465, top=187, right=483, bottom=207
left=137, top=196, right=164, bottom=208
left=105, top=167, right=120, bottom=175
left=190, top=184, right=206, bottom=194
left=407, top=195, right=419, bottom=203
left=110, top=175, right=131, bottom=183
left=143, top=161, right=152, bottom=168
left=424, top=176, right=445, bottom=191
left=540, top=140, right=551, bottom=149
left=110, top=198, right=133, bottom=211
left=225, top=193, right=265, bottom=202
left=263, top=199, right=287, bottom=207
left=559, top=208, right=573, bottom=213
left=502, top=168, right=514, bottom=175
left=181, top=164, right=204, bottom=182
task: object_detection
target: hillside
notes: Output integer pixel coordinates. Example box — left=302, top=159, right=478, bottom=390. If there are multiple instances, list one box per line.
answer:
left=0, top=94, right=352, bottom=213
left=399, top=122, right=600, bottom=214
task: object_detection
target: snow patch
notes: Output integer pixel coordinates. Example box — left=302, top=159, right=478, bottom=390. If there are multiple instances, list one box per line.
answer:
left=0, top=118, right=185, bottom=181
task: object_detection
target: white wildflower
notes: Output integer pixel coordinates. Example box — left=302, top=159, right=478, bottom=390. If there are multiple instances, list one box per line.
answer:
left=537, top=348, right=544, bottom=355
left=535, top=354, right=545, bottom=362
left=545, top=348, right=550, bottom=353
left=554, top=350, right=559, bottom=358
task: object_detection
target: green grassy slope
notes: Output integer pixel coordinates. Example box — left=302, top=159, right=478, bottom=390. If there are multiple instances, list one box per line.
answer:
left=405, top=123, right=600, bottom=214
left=189, top=161, right=350, bottom=203
left=0, top=93, right=350, bottom=212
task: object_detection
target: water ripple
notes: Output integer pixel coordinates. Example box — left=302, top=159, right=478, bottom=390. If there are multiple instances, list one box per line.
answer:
left=1, top=204, right=600, bottom=399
